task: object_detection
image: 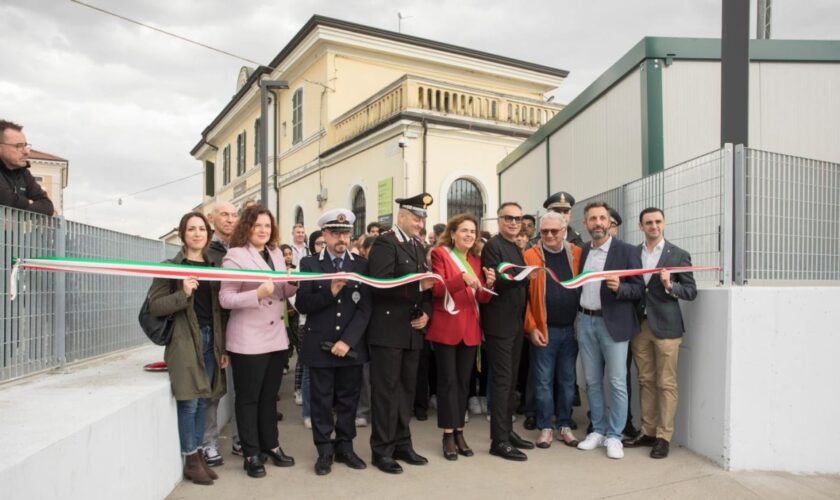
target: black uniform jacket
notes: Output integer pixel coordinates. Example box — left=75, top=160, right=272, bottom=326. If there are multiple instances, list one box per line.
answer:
left=480, top=234, right=530, bottom=338
left=296, top=250, right=371, bottom=367
left=365, top=228, right=432, bottom=350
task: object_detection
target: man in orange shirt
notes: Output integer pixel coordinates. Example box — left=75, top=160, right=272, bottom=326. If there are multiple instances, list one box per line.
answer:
left=523, top=212, right=582, bottom=448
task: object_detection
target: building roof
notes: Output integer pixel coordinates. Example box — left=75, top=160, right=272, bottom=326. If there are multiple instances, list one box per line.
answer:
left=29, top=149, right=67, bottom=162
left=192, top=15, right=569, bottom=156
left=497, top=37, right=840, bottom=174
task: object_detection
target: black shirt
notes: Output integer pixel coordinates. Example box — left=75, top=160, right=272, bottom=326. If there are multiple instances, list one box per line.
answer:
left=543, top=247, right=577, bottom=327
left=184, top=260, right=213, bottom=329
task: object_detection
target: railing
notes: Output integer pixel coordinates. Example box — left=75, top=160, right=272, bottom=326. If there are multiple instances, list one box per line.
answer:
left=569, top=146, right=840, bottom=286
left=1, top=207, right=180, bottom=383
left=333, top=75, right=562, bottom=144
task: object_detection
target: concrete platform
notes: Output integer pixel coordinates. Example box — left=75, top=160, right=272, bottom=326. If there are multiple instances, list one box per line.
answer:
left=168, top=360, right=840, bottom=500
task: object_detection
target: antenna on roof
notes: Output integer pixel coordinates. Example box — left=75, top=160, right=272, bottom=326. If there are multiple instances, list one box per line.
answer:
left=397, top=12, right=412, bottom=33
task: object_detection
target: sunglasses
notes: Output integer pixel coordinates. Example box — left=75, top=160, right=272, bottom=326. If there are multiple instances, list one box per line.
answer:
left=540, top=228, right=563, bottom=236
left=500, top=215, right=523, bottom=224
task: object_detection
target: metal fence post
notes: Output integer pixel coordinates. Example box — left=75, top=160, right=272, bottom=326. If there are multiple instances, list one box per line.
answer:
left=733, top=144, right=747, bottom=285
left=54, top=216, right=67, bottom=368
left=161, top=240, right=166, bottom=261
left=721, top=143, right=734, bottom=284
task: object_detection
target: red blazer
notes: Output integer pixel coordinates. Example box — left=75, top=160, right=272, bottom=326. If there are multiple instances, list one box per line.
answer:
left=425, top=246, right=493, bottom=346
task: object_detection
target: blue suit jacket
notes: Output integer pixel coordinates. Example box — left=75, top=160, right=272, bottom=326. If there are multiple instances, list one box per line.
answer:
left=579, top=238, right=644, bottom=342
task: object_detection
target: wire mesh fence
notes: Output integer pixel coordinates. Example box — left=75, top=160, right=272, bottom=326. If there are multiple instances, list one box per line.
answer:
left=1, top=207, right=178, bottom=383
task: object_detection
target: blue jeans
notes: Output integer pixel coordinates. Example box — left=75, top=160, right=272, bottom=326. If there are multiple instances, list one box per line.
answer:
left=301, top=365, right=311, bottom=419
left=576, top=313, right=628, bottom=440
left=176, top=325, right=216, bottom=454
left=531, top=325, right=578, bottom=430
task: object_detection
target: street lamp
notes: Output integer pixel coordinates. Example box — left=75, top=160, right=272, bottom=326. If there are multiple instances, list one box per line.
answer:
left=259, top=79, right=289, bottom=211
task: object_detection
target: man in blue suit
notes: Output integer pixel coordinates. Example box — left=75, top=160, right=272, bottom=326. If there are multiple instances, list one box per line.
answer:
left=575, top=202, right=644, bottom=460
left=295, top=208, right=372, bottom=476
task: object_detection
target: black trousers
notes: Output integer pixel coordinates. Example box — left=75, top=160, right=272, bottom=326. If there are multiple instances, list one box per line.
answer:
left=369, top=345, right=420, bottom=458
left=433, top=342, right=476, bottom=429
left=485, top=333, right=524, bottom=443
left=310, top=364, right=362, bottom=457
left=414, top=340, right=437, bottom=412
left=229, top=349, right=289, bottom=457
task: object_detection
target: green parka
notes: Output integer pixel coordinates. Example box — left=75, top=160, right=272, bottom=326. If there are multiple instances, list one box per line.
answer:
left=147, top=251, right=226, bottom=400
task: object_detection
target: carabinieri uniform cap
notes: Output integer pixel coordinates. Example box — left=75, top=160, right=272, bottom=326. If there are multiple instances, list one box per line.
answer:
left=395, top=192, right=433, bottom=218
left=609, top=208, right=623, bottom=227
left=318, top=208, right=355, bottom=232
left=543, top=191, right=575, bottom=211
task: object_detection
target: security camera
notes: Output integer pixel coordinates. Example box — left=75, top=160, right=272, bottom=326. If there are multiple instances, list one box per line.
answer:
left=398, top=136, right=409, bottom=148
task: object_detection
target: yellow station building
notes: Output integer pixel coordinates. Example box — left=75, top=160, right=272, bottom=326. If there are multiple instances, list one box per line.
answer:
left=192, top=15, right=566, bottom=235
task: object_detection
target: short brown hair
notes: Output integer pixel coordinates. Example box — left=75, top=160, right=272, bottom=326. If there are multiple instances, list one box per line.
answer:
left=177, top=212, right=212, bottom=256
left=230, top=205, right=279, bottom=249
left=584, top=201, right=611, bottom=216
left=436, top=213, right=483, bottom=258
left=0, top=120, right=23, bottom=138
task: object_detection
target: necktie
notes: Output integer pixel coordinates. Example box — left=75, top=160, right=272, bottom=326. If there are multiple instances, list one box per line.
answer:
left=333, top=257, right=343, bottom=271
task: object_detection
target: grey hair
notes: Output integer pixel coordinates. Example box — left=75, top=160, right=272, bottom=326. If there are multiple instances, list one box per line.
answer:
left=539, top=210, right=568, bottom=228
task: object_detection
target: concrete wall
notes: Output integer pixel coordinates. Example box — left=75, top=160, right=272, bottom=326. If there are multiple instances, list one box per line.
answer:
left=0, top=346, right=182, bottom=500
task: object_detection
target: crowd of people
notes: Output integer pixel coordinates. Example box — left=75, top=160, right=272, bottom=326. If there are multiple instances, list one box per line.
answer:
left=147, top=187, right=697, bottom=484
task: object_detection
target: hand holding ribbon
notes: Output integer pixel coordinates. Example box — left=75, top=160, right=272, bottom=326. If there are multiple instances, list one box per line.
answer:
left=496, top=262, right=719, bottom=289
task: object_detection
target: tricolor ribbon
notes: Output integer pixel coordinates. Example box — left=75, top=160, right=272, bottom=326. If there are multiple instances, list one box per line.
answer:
left=10, top=256, right=459, bottom=314
left=497, top=262, right=720, bottom=289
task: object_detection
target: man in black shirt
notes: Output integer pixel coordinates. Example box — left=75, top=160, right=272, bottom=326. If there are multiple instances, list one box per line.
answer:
left=0, top=120, right=53, bottom=216
left=481, top=202, right=535, bottom=461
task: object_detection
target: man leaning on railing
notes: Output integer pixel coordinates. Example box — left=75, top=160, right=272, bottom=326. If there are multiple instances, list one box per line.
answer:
left=0, top=119, right=55, bottom=216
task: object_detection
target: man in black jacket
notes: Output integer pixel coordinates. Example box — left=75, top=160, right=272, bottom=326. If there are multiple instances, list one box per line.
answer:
left=366, top=193, right=435, bottom=474
left=0, top=120, right=53, bottom=216
left=296, top=208, right=372, bottom=475
left=481, top=202, right=535, bottom=461
left=623, top=207, right=697, bottom=459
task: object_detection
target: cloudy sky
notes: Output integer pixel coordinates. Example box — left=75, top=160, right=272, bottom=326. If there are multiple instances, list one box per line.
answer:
left=2, top=0, right=838, bottom=239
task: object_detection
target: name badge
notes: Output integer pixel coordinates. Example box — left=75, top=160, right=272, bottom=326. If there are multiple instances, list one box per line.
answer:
left=352, top=291, right=361, bottom=304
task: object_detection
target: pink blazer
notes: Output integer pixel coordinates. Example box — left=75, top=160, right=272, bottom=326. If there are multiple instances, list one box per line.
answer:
left=219, top=244, right=298, bottom=355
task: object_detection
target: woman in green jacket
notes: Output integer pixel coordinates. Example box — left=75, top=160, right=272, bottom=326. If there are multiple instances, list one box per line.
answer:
left=148, top=212, right=228, bottom=485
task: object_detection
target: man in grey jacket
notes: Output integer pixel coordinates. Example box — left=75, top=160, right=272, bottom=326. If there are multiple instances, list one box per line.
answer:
left=623, top=207, right=697, bottom=459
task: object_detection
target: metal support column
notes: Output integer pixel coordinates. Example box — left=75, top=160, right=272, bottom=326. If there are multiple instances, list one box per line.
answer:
left=54, top=216, right=67, bottom=368
left=733, top=144, right=747, bottom=285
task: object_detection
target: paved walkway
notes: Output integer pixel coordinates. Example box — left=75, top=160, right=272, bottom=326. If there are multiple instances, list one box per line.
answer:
left=169, top=365, right=840, bottom=500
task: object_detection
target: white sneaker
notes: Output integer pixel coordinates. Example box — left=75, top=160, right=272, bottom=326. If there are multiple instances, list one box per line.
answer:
left=429, top=395, right=438, bottom=409
left=577, top=432, right=606, bottom=451
left=202, top=445, right=223, bottom=466
left=605, top=437, right=624, bottom=459
left=464, top=411, right=470, bottom=423
left=304, top=417, right=312, bottom=429
left=468, top=396, right=482, bottom=415
left=355, top=417, right=368, bottom=427
left=479, top=397, right=489, bottom=415
left=294, top=389, right=302, bottom=406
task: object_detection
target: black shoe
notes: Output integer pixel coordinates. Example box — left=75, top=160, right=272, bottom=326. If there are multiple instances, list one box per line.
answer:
left=243, top=455, right=266, bottom=478
left=623, top=421, right=641, bottom=439
left=442, top=433, right=458, bottom=461
left=414, top=409, right=428, bottom=421
left=335, top=451, right=367, bottom=469
left=260, top=447, right=295, bottom=467
left=489, top=441, right=527, bottom=461
left=394, top=447, right=429, bottom=465
left=314, top=455, right=333, bottom=475
left=623, top=434, right=657, bottom=448
left=372, top=456, right=403, bottom=474
left=276, top=411, right=284, bottom=422
left=453, top=430, right=474, bottom=457
left=650, top=438, right=670, bottom=459
left=523, top=416, right=536, bottom=431
left=510, top=431, right=535, bottom=450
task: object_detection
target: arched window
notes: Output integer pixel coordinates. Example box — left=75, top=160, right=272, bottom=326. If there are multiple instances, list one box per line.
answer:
left=352, top=188, right=366, bottom=237
left=447, top=178, right=484, bottom=221
left=294, top=206, right=304, bottom=226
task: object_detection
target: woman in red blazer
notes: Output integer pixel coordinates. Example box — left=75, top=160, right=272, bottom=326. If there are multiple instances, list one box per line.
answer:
left=426, top=213, right=495, bottom=460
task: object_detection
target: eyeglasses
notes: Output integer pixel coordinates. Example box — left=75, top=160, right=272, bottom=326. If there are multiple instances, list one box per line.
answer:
left=0, top=142, right=32, bottom=151
left=314, top=240, right=326, bottom=246
left=540, top=228, right=563, bottom=236
left=500, top=215, right=523, bottom=224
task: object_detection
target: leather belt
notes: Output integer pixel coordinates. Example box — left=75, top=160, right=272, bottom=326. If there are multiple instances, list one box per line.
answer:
left=578, top=307, right=602, bottom=317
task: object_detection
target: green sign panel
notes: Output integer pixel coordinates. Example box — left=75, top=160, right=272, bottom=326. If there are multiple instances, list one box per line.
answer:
left=377, top=177, right=393, bottom=217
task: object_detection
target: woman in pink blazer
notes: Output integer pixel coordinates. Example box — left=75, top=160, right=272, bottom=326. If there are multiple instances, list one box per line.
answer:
left=219, top=205, right=298, bottom=478
left=426, top=213, right=496, bottom=460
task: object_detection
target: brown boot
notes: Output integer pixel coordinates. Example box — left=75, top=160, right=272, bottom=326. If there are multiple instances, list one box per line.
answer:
left=183, top=451, right=213, bottom=485
left=197, top=449, right=219, bottom=480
